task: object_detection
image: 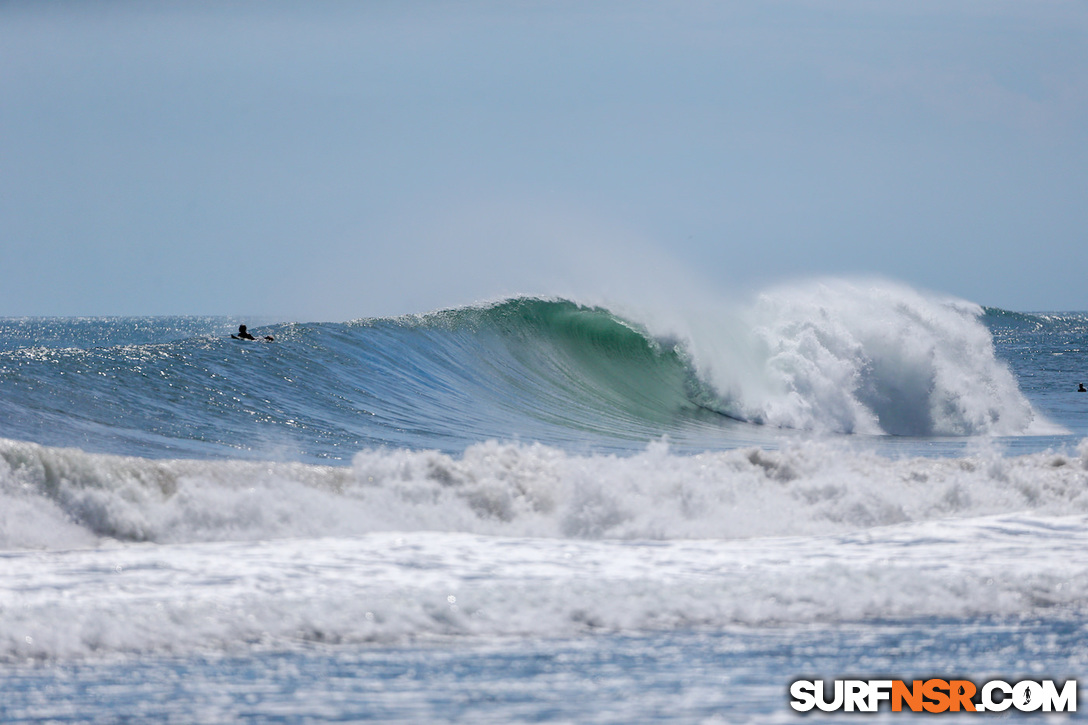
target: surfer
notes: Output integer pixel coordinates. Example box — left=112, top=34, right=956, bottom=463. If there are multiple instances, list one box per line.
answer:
left=232, top=324, right=274, bottom=342
left=1079, top=383, right=1087, bottom=392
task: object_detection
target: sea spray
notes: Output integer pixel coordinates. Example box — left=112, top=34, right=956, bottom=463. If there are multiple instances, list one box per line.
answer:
left=663, top=279, right=1044, bottom=435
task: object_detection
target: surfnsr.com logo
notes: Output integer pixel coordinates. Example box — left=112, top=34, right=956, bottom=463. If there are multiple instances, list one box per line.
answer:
left=789, top=679, right=1077, bottom=713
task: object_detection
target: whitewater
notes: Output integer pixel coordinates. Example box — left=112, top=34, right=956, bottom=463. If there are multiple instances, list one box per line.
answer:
left=1, top=279, right=1086, bottom=723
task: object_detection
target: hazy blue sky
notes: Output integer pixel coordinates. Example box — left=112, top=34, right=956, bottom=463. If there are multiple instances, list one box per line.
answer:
left=2, top=0, right=1086, bottom=319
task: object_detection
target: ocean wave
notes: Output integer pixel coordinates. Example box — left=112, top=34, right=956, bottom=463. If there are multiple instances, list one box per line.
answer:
left=3, top=436, right=1087, bottom=550
left=669, top=280, right=1048, bottom=435
left=389, top=281, right=1050, bottom=437
left=0, top=281, right=1060, bottom=464
left=352, top=281, right=1057, bottom=438
left=4, top=435, right=1088, bottom=659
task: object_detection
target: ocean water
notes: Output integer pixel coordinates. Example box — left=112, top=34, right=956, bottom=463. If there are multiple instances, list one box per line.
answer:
left=1, top=279, right=1086, bottom=722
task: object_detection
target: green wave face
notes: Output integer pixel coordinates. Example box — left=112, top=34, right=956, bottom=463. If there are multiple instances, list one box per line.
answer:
left=0, top=297, right=748, bottom=461
left=415, top=297, right=719, bottom=432
left=0, top=285, right=1058, bottom=464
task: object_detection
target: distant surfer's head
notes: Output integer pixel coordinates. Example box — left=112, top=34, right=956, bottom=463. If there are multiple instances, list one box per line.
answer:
left=239, top=324, right=247, bottom=333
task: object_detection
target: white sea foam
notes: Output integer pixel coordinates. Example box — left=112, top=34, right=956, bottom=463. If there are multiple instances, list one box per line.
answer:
left=2, top=436, right=1087, bottom=550
left=2, top=436, right=1087, bottom=659
left=637, top=279, right=1053, bottom=436
left=1, top=515, right=1085, bottom=660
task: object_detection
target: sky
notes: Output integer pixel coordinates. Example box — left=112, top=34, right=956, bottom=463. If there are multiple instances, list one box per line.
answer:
left=2, top=0, right=1086, bottom=319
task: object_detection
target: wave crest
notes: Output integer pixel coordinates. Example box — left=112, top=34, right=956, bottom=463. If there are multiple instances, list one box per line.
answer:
left=0, top=281, right=1055, bottom=464
left=673, top=280, right=1046, bottom=435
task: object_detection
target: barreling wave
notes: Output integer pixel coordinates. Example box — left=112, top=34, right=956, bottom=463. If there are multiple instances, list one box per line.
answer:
left=370, top=282, right=1051, bottom=441
left=398, top=280, right=1049, bottom=439
left=0, top=281, right=1055, bottom=463
left=391, top=296, right=720, bottom=433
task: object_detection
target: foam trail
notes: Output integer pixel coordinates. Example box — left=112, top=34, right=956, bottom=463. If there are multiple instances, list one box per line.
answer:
left=3, top=515, right=1087, bottom=660
left=3, top=437, right=1088, bottom=550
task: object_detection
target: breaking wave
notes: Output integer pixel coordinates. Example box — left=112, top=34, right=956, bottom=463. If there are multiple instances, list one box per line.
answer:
left=3, top=435, right=1087, bottom=549
left=0, top=280, right=1052, bottom=465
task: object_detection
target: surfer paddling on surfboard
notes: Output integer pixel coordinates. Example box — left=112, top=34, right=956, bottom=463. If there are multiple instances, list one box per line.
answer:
left=232, top=324, right=274, bottom=342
